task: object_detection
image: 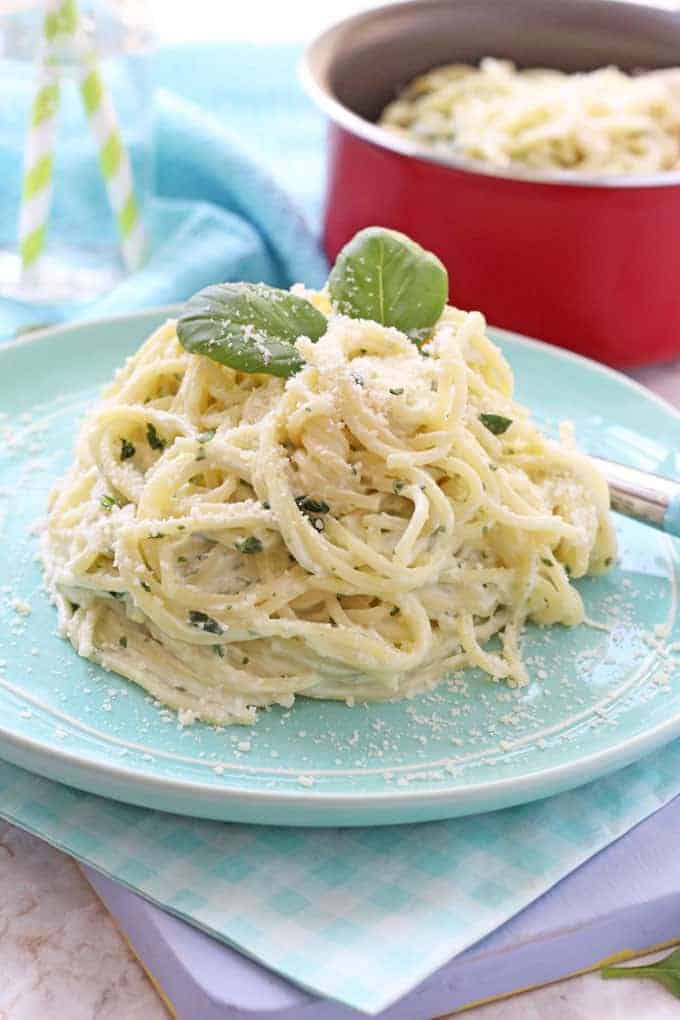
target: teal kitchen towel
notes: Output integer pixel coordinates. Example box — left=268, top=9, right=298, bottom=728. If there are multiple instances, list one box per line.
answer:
left=151, top=43, right=327, bottom=224
left=0, top=751, right=678, bottom=1014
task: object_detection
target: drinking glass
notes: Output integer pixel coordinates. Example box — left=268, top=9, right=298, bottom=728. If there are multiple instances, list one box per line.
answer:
left=0, top=0, right=154, bottom=303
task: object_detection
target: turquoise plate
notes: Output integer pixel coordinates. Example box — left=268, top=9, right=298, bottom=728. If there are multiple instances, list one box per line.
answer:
left=1, top=309, right=679, bottom=826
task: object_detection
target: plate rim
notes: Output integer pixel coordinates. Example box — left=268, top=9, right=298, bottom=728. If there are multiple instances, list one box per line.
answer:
left=2, top=306, right=679, bottom=819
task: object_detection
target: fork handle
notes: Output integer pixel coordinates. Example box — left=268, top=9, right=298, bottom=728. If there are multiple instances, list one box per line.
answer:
left=591, top=457, right=680, bottom=539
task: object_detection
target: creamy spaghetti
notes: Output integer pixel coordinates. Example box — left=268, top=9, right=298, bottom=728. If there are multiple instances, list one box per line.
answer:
left=43, top=294, right=616, bottom=724
left=379, top=58, right=680, bottom=174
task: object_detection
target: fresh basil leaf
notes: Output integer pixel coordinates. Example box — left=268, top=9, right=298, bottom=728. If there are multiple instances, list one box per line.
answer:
left=234, top=536, right=263, bottom=555
left=601, top=948, right=680, bottom=999
left=177, top=283, right=328, bottom=378
left=146, top=422, right=166, bottom=450
left=188, top=610, right=223, bottom=635
left=479, top=413, right=513, bottom=436
left=328, top=227, right=448, bottom=342
left=295, top=495, right=330, bottom=515
left=120, top=438, right=135, bottom=460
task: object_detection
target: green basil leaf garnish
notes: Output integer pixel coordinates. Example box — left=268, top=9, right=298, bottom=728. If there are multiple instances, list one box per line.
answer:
left=188, top=610, right=223, bottom=635
left=479, top=413, right=513, bottom=436
left=328, top=227, right=448, bottom=342
left=146, top=422, right=166, bottom=450
left=601, top=947, right=680, bottom=999
left=177, top=282, right=328, bottom=379
left=295, top=495, right=330, bottom=515
left=234, top=536, right=263, bottom=555
left=120, top=438, right=135, bottom=460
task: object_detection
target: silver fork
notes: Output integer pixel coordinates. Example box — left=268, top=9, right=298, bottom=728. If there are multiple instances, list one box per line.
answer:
left=591, top=457, right=680, bottom=538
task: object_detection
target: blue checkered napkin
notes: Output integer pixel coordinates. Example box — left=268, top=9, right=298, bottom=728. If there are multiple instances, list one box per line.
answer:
left=0, top=743, right=678, bottom=1015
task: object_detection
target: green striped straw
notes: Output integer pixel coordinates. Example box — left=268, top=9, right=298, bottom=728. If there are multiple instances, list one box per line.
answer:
left=18, top=0, right=146, bottom=276
left=18, top=0, right=66, bottom=272
left=72, top=4, right=147, bottom=271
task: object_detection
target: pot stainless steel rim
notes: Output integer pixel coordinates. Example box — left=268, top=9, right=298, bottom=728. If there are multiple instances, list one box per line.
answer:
left=300, top=0, right=680, bottom=190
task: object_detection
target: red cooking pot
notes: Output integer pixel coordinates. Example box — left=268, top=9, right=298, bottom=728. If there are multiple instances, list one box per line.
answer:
left=301, top=0, right=680, bottom=367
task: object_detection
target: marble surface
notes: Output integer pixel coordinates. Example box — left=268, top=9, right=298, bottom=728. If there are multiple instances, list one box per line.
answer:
left=630, top=360, right=680, bottom=411
left=0, top=822, right=167, bottom=1020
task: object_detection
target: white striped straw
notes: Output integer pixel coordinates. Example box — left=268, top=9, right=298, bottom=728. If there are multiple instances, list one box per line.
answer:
left=18, top=0, right=65, bottom=273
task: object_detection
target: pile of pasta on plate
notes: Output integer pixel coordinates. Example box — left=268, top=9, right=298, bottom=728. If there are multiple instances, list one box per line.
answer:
left=43, top=227, right=615, bottom=725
